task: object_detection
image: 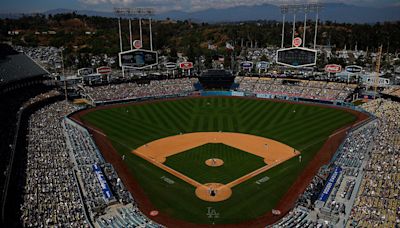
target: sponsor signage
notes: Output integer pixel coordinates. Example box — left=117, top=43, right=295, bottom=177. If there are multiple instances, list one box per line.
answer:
left=292, top=37, right=302, bottom=47
left=256, top=61, right=270, bottom=70
left=77, top=68, right=93, bottom=76
left=133, top=40, right=142, bottom=49
left=179, top=62, right=194, bottom=70
left=231, top=91, right=244, bottom=97
left=276, top=47, right=317, bottom=68
left=256, top=94, right=273, bottom=99
left=345, top=65, right=362, bottom=73
left=318, top=166, right=342, bottom=202
left=96, top=66, right=112, bottom=75
left=241, top=61, right=253, bottom=69
left=325, top=64, right=342, bottom=73
left=119, top=49, right=158, bottom=69
left=92, top=164, right=113, bottom=200
left=164, top=62, right=177, bottom=69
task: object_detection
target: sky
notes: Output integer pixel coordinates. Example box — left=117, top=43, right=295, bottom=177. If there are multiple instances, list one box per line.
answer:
left=1, top=0, right=399, bottom=13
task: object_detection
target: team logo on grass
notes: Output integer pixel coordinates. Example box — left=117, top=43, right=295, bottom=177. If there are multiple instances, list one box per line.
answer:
left=207, top=207, right=220, bottom=218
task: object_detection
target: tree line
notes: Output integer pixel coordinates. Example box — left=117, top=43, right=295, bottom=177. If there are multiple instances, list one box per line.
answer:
left=0, top=13, right=399, bottom=62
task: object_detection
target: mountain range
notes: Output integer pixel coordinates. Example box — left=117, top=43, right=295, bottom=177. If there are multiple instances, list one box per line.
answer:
left=1, top=3, right=400, bottom=23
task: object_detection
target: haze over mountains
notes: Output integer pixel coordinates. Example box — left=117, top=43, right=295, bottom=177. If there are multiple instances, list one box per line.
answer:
left=2, top=3, right=400, bottom=23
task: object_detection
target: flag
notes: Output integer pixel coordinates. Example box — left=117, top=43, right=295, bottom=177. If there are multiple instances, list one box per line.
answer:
left=226, top=42, right=234, bottom=50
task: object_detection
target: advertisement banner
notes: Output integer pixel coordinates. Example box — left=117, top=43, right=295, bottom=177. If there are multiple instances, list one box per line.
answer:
left=318, top=166, right=342, bottom=202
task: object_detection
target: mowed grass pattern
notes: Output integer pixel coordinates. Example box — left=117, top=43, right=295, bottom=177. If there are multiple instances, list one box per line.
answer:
left=81, top=97, right=357, bottom=224
left=164, top=143, right=266, bottom=184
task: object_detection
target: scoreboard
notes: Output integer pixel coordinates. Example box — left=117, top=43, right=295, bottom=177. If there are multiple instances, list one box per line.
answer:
left=119, top=49, right=158, bottom=69
left=276, top=47, right=317, bottom=68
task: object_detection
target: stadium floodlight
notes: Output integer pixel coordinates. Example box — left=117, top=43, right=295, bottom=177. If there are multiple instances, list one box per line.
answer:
left=114, top=7, right=157, bottom=76
left=114, top=7, right=156, bottom=52
left=277, top=2, right=323, bottom=68
left=114, top=7, right=155, bottom=17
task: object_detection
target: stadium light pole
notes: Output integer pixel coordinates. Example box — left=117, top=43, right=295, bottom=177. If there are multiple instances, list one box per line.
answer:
left=303, top=5, right=309, bottom=47
left=118, top=17, right=123, bottom=52
left=313, top=4, right=322, bottom=49
left=149, top=17, right=153, bottom=51
left=292, top=10, right=296, bottom=47
left=129, top=19, right=133, bottom=50
left=139, top=18, right=143, bottom=43
left=279, top=3, right=322, bottom=49
left=114, top=7, right=155, bottom=49
left=280, top=5, right=288, bottom=48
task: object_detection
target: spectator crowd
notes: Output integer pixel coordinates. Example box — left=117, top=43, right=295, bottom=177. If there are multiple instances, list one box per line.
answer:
left=19, top=101, right=87, bottom=227
left=14, top=46, right=63, bottom=73
left=274, top=98, right=399, bottom=227
left=0, top=85, right=50, bottom=204
left=382, top=86, right=400, bottom=99
left=348, top=99, right=400, bottom=227
left=64, top=118, right=162, bottom=227
left=16, top=96, right=163, bottom=227
left=82, top=78, right=198, bottom=102
left=236, top=77, right=357, bottom=101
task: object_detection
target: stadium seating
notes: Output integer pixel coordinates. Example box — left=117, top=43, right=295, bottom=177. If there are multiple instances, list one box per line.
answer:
left=81, top=78, right=198, bottom=102
left=236, top=77, right=357, bottom=101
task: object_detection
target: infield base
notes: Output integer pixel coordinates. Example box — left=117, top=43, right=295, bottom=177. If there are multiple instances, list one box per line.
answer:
left=195, top=183, right=232, bottom=202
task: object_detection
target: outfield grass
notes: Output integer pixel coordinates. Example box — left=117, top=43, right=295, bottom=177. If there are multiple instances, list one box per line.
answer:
left=81, top=97, right=357, bottom=224
left=164, top=143, right=266, bottom=184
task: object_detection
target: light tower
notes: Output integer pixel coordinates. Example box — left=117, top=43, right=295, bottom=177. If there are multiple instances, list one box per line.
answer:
left=114, top=7, right=155, bottom=51
left=276, top=2, right=323, bottom=68
left=280, top=5, right=289, bottom=49
left=114, top=8, right=158, bottom=77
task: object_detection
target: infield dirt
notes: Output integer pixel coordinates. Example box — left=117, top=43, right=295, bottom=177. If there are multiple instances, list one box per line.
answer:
left=132, top=132, right=300, bottom=202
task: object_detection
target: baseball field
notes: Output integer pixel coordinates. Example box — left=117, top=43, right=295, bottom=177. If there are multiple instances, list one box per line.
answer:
left=78, top=97, right=359, bottom=225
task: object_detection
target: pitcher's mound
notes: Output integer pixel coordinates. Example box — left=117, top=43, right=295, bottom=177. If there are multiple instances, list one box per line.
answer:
left=195, top=183, right=232, bottom=202
left=205, top=158, right=224, bottom=167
